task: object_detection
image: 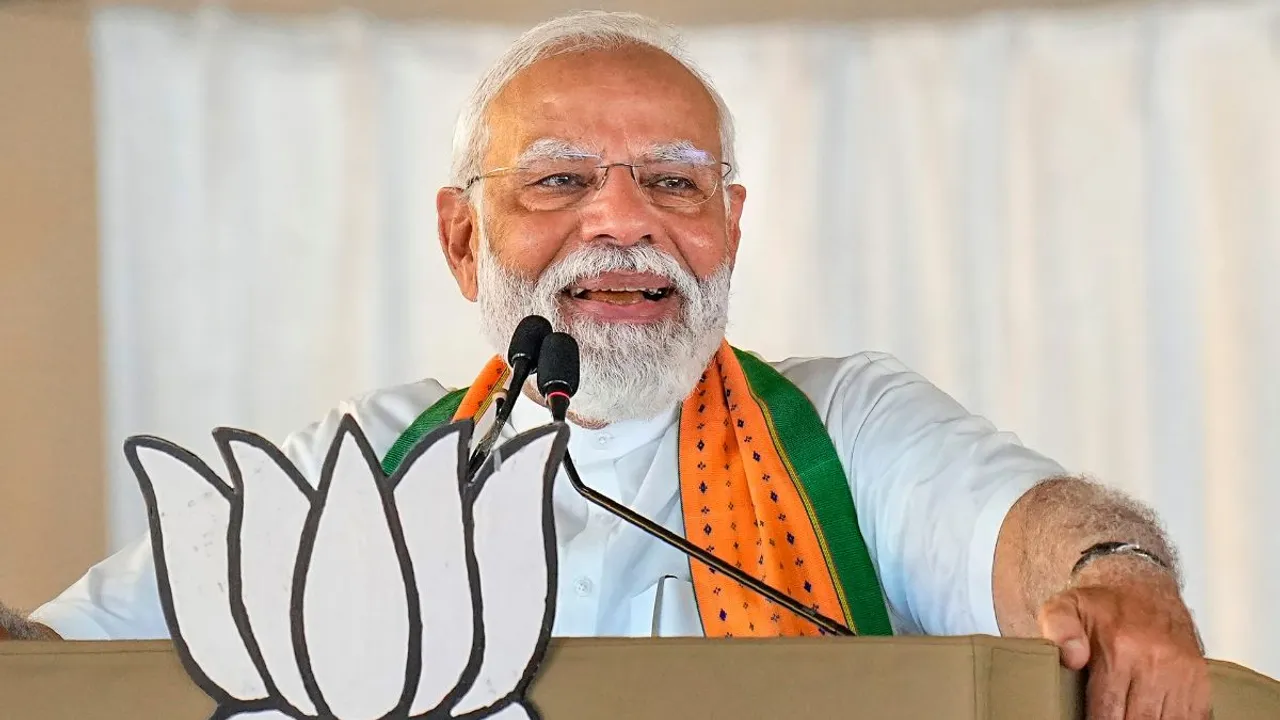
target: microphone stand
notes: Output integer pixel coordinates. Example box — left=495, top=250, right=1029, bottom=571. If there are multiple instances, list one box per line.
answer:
left=465, top=368, right=524, bottom=480
left=559, top=449, right=855, bottom=637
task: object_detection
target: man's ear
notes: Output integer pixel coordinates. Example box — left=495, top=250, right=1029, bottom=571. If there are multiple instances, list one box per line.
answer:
left=725, top=183, right=747, bottom=262
left=437, top=187, right=479, bottom=301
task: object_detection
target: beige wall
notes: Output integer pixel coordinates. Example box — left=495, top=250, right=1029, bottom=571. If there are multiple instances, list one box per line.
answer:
left=0, top=0, right=103, bottom=611
left=90, top=0, right=1120, bottom=23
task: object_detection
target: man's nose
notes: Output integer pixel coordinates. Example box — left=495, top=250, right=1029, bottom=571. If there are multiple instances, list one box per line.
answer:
left=575, top=165, right=659, bottom=247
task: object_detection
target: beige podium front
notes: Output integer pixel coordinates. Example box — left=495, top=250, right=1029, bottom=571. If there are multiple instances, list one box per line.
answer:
left=1, top=635, right=1278, bottom=719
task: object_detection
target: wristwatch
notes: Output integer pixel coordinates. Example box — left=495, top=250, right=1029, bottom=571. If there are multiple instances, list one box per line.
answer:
left=1071, top=541, right=1170, bottom=577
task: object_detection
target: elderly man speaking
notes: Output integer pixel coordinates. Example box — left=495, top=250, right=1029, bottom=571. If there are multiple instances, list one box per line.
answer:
left=3, top=10, right=1207, bottom=719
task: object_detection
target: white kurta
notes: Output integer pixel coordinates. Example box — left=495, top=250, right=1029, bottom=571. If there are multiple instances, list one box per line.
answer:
left=31, top=351, right=1064, bottom=639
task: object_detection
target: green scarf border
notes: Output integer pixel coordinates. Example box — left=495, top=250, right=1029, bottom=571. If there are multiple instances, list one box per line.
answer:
left=732, top=348, right=893, bottom=636
left=381, top=387, right=467, bottom=476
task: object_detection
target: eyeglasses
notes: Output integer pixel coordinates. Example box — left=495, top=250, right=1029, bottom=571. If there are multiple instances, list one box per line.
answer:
left=464, top=158, right=733, bottom=211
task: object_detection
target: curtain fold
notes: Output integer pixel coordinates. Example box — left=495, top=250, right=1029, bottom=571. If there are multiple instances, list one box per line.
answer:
left=91, top=0, right=1280, bottom=678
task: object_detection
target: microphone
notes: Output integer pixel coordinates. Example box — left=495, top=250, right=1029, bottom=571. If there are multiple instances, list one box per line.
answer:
left=466, top=314, right=553, bottom=479
left=536, top=332, right=579, bottom=423
left=533, top=333, right=854, bottom=637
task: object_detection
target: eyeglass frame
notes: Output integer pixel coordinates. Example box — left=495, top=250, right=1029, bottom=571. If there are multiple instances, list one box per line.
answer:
left=461, top=159, right=736, bottom=209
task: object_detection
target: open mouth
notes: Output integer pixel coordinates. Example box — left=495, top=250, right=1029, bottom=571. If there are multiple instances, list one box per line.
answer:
left=564, top=286, right=675, bottom=303
left=559, top=271, right=679, bottom=322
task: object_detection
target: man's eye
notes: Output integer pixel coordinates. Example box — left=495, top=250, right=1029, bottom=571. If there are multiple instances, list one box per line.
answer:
left=650, top=175, right=699, bottom=192
left=534, top=173, right=589, bottom=188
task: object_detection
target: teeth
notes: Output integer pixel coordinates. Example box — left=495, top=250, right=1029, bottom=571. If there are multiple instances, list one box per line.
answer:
left=564, top=286, right=674, bottom=301
left=566, top=287, right=671, bottom=295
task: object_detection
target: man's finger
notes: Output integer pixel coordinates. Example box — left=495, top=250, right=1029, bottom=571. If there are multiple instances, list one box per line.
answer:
left=1124, top=670, right=1165, bottom=720
left=1192, top=672, right=1213, bottom=720
left=1088, top=663, right=1131, bottom=720
left=1161, top=666, right=1213, bottom=720
left=1038, top=593, right=1091, bottom=670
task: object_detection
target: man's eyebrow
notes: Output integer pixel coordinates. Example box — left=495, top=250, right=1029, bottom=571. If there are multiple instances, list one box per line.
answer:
left=513, top=138, right=601, bottom=166
left=642, top=141, right=717, bottom=165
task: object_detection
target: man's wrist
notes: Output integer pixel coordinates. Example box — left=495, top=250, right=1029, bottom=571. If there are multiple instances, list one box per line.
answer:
left=1066, top=551, right=1204, bottom=653
left=1069, top=540, right=1179, bottom=590
left=1073, top=541, right=1170, bottom=576
left=1069, top=551, right=1180, bottom=593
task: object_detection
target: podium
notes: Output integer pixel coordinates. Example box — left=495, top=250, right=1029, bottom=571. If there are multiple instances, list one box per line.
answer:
left=2, top=636, right=1278, bottom=719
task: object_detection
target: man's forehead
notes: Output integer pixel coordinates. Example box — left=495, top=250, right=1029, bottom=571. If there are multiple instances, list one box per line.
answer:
left=484, top=46, right=724, bottom=164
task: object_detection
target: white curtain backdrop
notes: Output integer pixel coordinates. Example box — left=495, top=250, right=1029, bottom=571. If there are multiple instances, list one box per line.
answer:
left=91, top=1, right=1280, bottom=678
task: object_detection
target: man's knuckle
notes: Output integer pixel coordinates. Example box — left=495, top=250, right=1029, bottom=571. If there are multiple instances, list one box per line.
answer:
left=1109, top=630, right=1144, bottom=660
left=1144, top=639, right=1180, bottom=665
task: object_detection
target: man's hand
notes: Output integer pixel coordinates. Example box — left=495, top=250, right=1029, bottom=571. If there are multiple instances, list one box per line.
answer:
left=993, top=477, right=1211, bottom=718
left=0, top=603, right=61, bottom=640
left=1037, top=556, right=1210, bottom=720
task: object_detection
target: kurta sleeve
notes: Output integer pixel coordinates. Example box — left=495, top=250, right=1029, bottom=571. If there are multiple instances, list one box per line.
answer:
left=777, top=353, right=1066, bottom=636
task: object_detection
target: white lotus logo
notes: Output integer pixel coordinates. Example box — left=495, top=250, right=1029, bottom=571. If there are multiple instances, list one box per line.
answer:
left=124, top=416, right=567, bottom=720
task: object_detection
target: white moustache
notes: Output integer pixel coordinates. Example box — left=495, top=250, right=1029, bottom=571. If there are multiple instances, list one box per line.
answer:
left=533, top=245, right=701, bottom=306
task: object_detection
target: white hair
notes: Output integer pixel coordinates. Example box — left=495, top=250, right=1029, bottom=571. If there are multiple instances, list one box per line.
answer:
left=449, top=10, right=738, bottom=188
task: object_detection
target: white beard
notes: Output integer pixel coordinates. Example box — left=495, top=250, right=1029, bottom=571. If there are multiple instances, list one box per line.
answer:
left=476, top=238, right=731, bottom=425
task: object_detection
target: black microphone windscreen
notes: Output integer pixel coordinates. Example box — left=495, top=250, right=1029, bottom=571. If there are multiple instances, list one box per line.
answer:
left=537, top=332, right=580, bottom=397
left=507, top=315, right=553, bottom=367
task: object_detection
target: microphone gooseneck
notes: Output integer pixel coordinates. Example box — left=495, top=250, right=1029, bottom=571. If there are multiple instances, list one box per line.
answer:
left=467, top=315, right=553, bottom=479
left=534, top=332, right=855, bottom=637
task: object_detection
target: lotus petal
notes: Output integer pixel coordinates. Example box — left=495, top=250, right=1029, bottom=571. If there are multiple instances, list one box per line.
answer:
left=125, top=438, right=268, bottom=704
left=298, top=418, right=412, bottom=719
left=451, top=427, right=566, bottom=715
left=391, top=423, right=477, bottom=715
left=217, top=430, right=317, bottom=716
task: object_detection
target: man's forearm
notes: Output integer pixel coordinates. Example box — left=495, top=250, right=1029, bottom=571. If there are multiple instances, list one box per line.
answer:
left=0, top=602, right=60, bottom=640
left=992, top=476, right=1180, bottom=636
